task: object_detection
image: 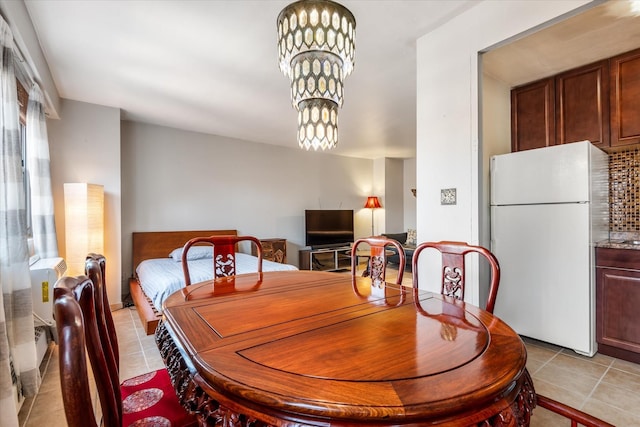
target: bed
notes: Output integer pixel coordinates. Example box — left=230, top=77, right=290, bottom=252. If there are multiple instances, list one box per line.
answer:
left=130, top=230, right=298, bottom=334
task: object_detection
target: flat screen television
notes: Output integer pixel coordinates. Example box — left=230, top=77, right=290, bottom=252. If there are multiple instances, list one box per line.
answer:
left=305, top=209, right=354, bottom=249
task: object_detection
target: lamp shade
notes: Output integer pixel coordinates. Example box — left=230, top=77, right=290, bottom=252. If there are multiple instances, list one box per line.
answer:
left=64, top=183, right=104, bottom=275
left=364, top=196, right=381, bottom=209
left=277, top=0, right=356, bottom=151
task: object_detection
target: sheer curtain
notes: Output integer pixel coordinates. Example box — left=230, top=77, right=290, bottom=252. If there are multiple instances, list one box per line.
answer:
left=27, top=84, right=58, bottom=258
left=0, top=17, right=40, bottom=427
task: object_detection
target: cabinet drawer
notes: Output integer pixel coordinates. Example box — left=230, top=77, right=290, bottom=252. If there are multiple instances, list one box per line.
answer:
left=595, top=247, right=640, bottom=270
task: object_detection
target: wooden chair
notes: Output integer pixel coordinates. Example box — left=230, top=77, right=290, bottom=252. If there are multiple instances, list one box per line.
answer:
left=535, top=394, right=614, bottom=427
left=85, top=254, right=119, bottom=376
left=181, top=235, right=263, bottom=286
left=351, top=236, right=406, bottom=285
left=54, top=262, right=197, bottom=427
left=411, top=241, right=500, bottom=313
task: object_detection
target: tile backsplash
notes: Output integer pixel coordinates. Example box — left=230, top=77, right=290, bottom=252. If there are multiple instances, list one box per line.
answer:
left=610, top=148, right=640, bottom=232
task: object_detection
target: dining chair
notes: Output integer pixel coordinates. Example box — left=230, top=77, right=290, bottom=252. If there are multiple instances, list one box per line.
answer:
left=411, top=241, right=500, bottom=313
left=181, top=235, right=263, bottom=286
left=54, top=259, right=198, bottom=427
left=535, top=394, right=614, bottom=427
left=85, top=254, right=119, bottom=374
left=351, top=236, right=406, bottom=285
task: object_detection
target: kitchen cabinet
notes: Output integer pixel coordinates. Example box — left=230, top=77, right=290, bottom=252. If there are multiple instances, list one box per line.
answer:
left=610, top=48, right=640, bottom=148
left=511, top=77, right=555, bottom=152
left=555, top=60, right=609, bottom=148
left=595, top=247, right=640, bottom=363
left=511, top=60, right=609, bottom=152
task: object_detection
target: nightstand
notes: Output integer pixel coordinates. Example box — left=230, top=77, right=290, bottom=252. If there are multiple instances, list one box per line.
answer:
left=253, top=238, right=287, bottom=263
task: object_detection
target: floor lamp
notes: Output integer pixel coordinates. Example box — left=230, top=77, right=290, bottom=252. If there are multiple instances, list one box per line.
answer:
left=64, top=183, right=104, bottom=276
left=364, top=196, right=381, bottom=236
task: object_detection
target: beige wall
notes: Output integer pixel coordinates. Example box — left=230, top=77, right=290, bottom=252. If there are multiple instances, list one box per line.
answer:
left=48, top=99, right=122, bottom=307
left=403, top=158, right=416, bottom=231
left=120, top=121, right=376, bottom=285
left=383, top=158, right=404, bottom=234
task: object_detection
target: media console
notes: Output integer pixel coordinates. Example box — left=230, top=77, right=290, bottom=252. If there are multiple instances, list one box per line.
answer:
left=299, top=246, right=351, bottom=271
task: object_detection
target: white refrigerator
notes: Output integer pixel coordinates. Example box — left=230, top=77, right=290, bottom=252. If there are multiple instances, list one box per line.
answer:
left=490, top=141, right=609, bottom=356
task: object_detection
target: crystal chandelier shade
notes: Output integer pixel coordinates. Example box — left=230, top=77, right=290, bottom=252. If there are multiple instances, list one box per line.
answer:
left=277, top=0, right=355, bottom=151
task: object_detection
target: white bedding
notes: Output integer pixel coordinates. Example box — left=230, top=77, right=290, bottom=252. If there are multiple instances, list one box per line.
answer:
left=136, top=253, right=298, bottom=311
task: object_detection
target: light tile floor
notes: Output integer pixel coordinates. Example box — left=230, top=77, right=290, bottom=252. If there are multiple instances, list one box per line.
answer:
left=19, top=269, right=639, bottom=426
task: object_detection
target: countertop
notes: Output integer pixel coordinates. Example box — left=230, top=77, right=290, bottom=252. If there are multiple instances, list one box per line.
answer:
left=595, top=239, right=640, bottom=250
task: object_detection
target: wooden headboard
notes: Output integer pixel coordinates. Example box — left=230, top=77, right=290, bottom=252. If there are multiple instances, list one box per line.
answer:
left=131, top=229, right=237, bottom=274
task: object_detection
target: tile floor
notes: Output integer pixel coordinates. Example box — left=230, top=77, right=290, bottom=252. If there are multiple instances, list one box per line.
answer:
left=18, top=270, right=640, bottom=426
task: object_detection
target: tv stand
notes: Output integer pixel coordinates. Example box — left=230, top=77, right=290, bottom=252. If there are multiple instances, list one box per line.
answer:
left=299, top=246, right=351, bottom=271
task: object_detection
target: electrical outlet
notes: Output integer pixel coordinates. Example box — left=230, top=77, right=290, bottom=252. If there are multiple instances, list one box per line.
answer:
left=441, top=188, right=456, bottom=205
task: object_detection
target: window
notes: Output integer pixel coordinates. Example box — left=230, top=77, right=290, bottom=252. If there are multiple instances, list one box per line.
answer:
left=17, top=79, right=31, bottom=235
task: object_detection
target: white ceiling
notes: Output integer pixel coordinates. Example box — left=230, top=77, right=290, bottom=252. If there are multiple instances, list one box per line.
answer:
left=22, top=1, right=640, bottom=160
left=23, top=0, right=478, bottom=159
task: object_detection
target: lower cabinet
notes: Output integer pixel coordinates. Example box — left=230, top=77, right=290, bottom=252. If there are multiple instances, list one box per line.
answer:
left=595, top=247, right=640, bottom=363
left=299, top=246, right=351, bottom=271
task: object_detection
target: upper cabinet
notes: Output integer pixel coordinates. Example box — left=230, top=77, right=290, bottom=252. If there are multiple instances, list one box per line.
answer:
left=511, top=60, right=609, bottom=152
left=610, top=48, right=640, bottom=148
left=510, top=48, right=640, bottom=152
left=511, top=78, right=555, bottom=152
left=555, top=60, right=609, bottom=148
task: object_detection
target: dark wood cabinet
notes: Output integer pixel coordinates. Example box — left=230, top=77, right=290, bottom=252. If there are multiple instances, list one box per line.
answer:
left=610, top=48, right=640, bottom=148
left=253, top=238, right=286, bottom=263
left=555, top=60, right=609, bottom=148
left=595, top=247, right=640, bottom=363
left=510, top=47, right=640, bottom=152
left=511, top=77, right=555, bottom=152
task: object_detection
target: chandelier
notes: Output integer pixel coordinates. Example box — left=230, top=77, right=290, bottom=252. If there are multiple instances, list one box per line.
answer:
left=277, top=0, right=356, bottom=151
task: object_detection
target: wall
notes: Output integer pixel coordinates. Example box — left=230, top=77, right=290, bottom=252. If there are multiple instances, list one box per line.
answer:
left=383, top=158, right=404, bottom=234
left=48, top=99, right=122, bottom=307
left=609, top=149, right=640, bottom=235
left=120, top=121, right=374, bottom=287
left=415, top=0, right=591, bottom=304
left=403, top=157, right=416, bottom=231
left=480, top=72, right=511, bottom=305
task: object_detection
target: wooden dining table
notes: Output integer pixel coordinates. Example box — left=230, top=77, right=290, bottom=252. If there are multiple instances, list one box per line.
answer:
left=156, top=270, right=536, bottom=426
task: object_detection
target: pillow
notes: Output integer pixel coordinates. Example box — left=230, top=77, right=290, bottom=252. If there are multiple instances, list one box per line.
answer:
left=406, top=229, right=417, bottom=246
left=169, top=246, right=214, bottom=262
left=382, top=232, right=407, bottom=245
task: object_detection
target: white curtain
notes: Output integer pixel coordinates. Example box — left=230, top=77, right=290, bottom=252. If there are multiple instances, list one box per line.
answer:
left=26, top=84, right=58, bottom=258
left=0, top=17, right=40, bottom=427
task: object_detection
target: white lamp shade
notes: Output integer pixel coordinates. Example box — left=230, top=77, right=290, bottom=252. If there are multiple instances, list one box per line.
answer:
left=64, top=183, right=104, bottom=275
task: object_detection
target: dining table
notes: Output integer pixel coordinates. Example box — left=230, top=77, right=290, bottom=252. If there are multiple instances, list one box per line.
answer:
left=156, top=270, right=536, bottom=426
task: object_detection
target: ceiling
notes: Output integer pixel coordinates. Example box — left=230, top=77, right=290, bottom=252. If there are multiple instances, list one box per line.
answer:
left=483, top=0, right=640, bottom=87
left=22, top=1, right=640, bottom=160
left=23, top=0, right=478, bottom=160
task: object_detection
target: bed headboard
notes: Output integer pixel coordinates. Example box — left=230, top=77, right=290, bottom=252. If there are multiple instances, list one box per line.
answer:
left=131, top=229, right=238, bottom=274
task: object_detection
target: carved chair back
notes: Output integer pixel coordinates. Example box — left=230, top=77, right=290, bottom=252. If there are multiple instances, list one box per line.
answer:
left=181, top=235, right=263, bottom=286
left=411, top=241, right=500, bottom=313
left=351, top=236, right=406, bottom=286
left=55, top=275, right=119, bottom=427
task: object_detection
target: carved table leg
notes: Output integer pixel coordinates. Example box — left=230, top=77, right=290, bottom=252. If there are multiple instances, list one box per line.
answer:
left=156, top=321, right=275, bottom=427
